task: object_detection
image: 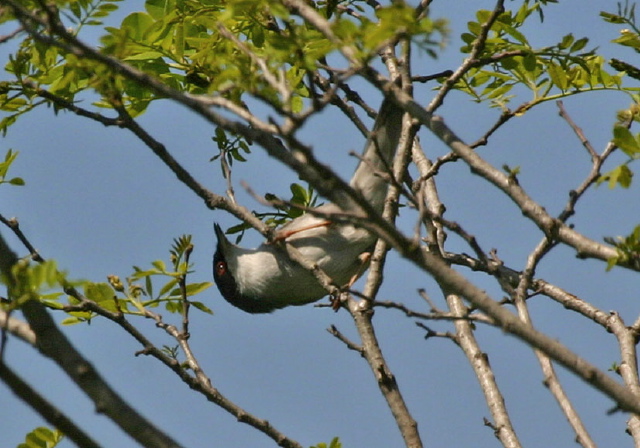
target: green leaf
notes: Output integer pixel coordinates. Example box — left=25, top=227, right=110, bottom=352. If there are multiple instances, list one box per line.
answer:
left=523, top=52, right=537, bottom=71
left=61, top=313, right=93, bottom=325
left=151, top=260, right=167, bottom=272
left=1, top=96, right=27, bottom=111
left=570, top=37, right=589, bottom=53
left=184, top=282, right=213, bottom=297
left=145, top=274, right=153, bottom=298
left=145, top=0, right=173, bottom=20
left=0, top=114, right=18, bottom=135
left=546, top=61, right=568, bottom=90
left=599, top=164, right=634, bottom=189
left=84, top=282, right=115, bottom=303
left=600, top=11, right=627, bottom=24
left=612, top=125, right=640, bottom=157
left=121, top=12, right=155, bottom=40
left=310, top=437, right=342, bottom=448
left=165, top=300, right=181, bottom=313
left=8, top=176, right=24, bottom=185
left=290, top=183, right=307, bottom=203
left=612, top=29, right=640, bottom=49
left=158, top=277, right=179, bottom=297
left=558, top=33, right=574, bottom=50
left=124, top=51, right=166, bottom=61
left=41, top=292, right=65, bottom=308
left=501, top=24, right=528, bottom=45
left=191, top=300, right=213, bottom=314
left=604, top=224, right=640, bottom=270
left=291, top=95, right=304, bottom=114
left=131, top=266, right=162, bottom=279
left=0, top=148, right=18, bottom=178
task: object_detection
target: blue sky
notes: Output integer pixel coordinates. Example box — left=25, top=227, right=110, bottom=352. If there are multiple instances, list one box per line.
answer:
left=2, top=1, right=640, bottom=447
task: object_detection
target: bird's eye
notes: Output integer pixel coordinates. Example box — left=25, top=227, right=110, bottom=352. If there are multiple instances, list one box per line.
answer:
left=215, top=260, right=227, bottom=277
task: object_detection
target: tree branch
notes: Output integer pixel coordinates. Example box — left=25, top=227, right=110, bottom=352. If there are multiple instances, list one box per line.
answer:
left=513, top=236, right=596, bottom=448
left=410, top=118, right=522, bottom=448
left=0, top=361, right=102, bottom=448
left=422, top=112, right=627, bottom=268
left=0, top=233, right=185, bottom=448
left=445, top=291, right=522, bottom=448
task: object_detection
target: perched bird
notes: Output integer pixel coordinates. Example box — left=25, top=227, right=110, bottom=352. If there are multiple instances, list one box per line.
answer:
left=213, top=98, right=405, bottom=313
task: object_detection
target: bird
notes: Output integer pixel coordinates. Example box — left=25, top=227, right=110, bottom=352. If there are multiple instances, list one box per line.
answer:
left=213, top=97, right=405, bottom=313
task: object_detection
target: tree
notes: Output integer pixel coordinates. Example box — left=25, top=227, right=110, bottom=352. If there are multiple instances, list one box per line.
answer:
left=1, top=0, right=640, bottom=447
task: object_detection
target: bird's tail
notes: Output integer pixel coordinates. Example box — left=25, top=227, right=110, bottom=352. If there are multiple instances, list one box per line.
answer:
left=349, top=98, right=406, bottom=213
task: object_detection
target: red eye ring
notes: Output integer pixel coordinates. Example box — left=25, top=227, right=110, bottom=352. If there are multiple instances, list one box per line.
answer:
left=215, top=261, right=227, bottom=276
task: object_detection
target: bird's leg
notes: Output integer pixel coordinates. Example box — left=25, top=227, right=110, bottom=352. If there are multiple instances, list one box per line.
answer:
left=272, top=220, right=332, bottom=242
left=330, top=291, right=349, bottom=312
left=330, top=252, right=372, bottom=312
left=348, top=252, right=372, bottom=286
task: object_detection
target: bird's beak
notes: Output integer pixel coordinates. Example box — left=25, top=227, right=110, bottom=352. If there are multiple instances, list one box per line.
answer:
left=214, top=223, right=232, bottom=253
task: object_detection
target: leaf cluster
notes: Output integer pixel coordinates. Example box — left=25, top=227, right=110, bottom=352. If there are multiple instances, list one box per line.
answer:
left=63, top=235, right=212, bottom=324
left=455, top=5, right=624, bottom=110
left=211, top=126, right=252, bottom=172
left=5, top=259, right=65, bottom=309
left=1, top=235, right=212, bottom=325
left=0, top=0, right=449, bottom=133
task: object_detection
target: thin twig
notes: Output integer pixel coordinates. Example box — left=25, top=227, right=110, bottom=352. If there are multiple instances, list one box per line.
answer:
left=447, top=289, right=522, bottom=447
left=557, top=100, right=599, bottom=161
left=415, top=321, right=458, bottom=342
left=556, top=101, right=619, bottom=222
left=375, top=299, right=495, bottom=326
left=327, top=325, right=364, bottom=355
left=0, top=214, right=42, bottom=262
left=179, top=245, right=192, bottom=339
left=0, top=26, right=23, bottom=44
left=60, top=295, right=303, bottom=448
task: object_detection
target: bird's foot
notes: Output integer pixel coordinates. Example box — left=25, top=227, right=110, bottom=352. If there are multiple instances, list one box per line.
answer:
left=330, top=291, right=349, bottom=312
